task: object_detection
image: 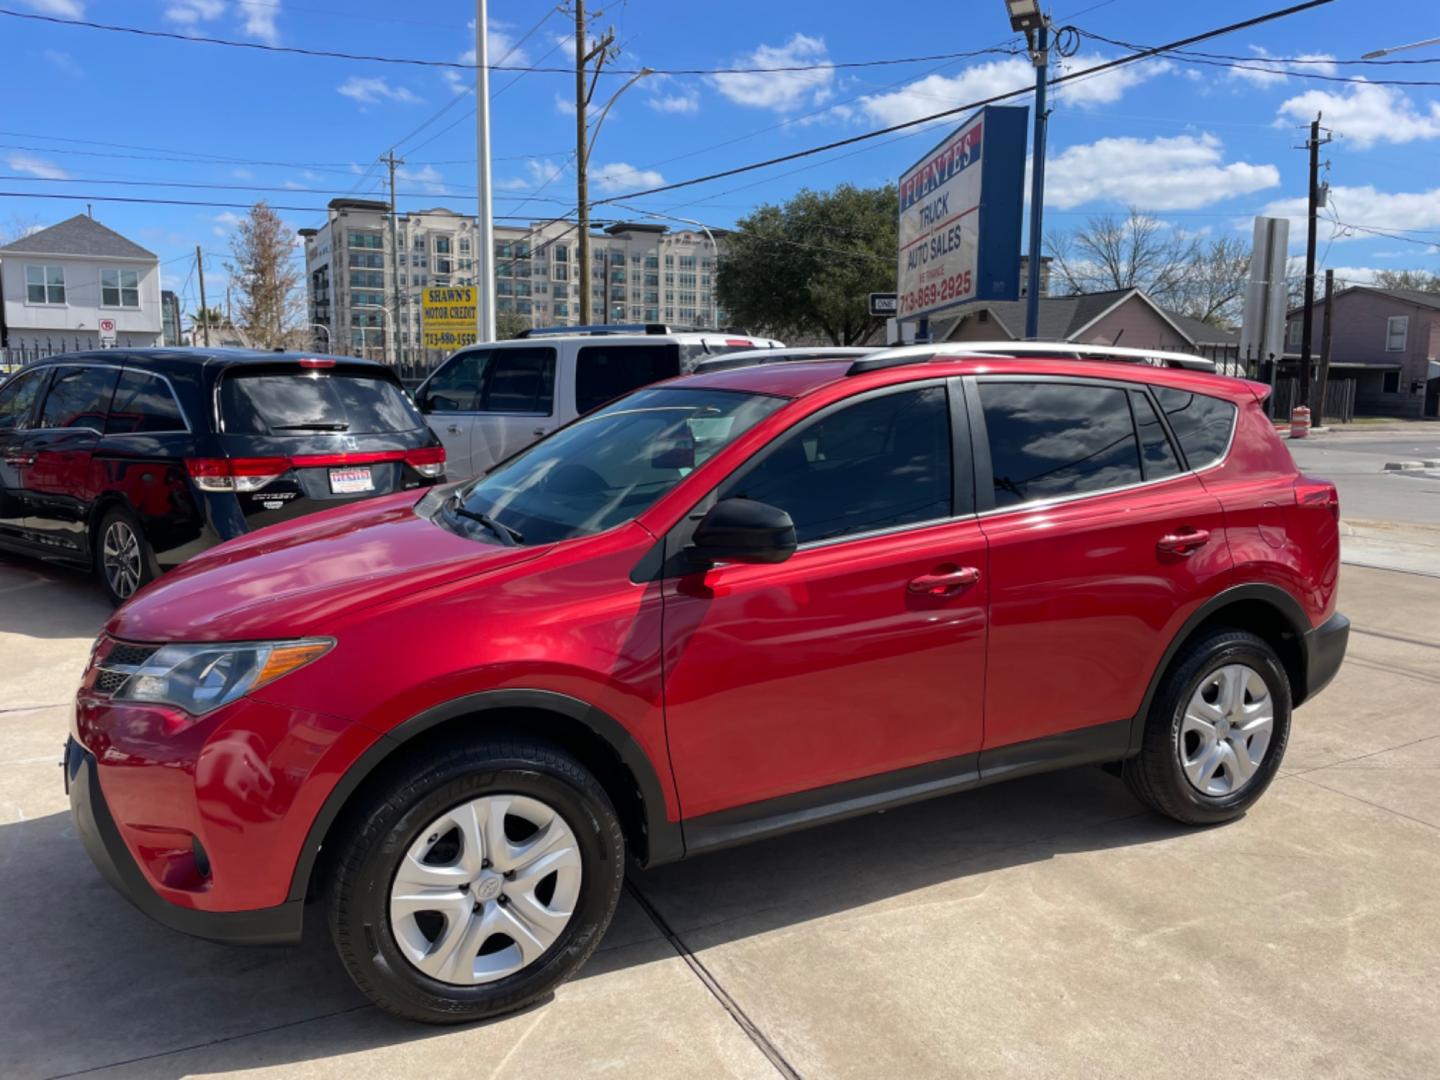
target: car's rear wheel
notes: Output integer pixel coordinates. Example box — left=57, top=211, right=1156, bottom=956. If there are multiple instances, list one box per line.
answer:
left=95, top=506, right=156, bottom=606
left=327, top=737, right=625, bottom=1024
left=1124, top=629, right=1291, bottom=825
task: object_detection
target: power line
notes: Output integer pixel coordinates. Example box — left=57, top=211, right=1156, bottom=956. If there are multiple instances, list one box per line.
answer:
left=0, top=9, right=1028, bottom=76
left=0, top=189, right=590, bottom=218
left=0, top=173, right=577, bottom=203
left=591, top=0, right=1337, bottom=208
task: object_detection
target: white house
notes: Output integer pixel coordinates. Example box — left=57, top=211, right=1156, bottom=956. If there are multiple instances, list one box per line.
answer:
left=0, top=214, right=162, bottom=352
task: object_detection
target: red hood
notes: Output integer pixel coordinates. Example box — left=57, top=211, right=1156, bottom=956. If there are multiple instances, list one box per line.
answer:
left=109, top=492, right=545, bottom=642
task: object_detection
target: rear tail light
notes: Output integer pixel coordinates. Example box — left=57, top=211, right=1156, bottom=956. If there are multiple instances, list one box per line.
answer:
left=298, top=357, right=336, bottom=369
left=186, top=446, right=446, bottom=490
left=1295, top=476, right=1340, bottom=520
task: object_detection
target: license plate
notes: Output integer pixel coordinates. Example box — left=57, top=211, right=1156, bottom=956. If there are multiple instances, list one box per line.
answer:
left=329, top=466, right=374, bottom=494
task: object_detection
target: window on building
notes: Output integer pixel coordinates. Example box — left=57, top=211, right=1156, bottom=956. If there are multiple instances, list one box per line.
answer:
left=40, top=365, right=120, bottom=430
left=720, top=386, right=953, bottom=544
left=1152, top=387, right=1237, bottom=469
left=435, top=237, right=451, bottom=255
left=1386, top=315, right=1409, bottom=351
left=101, top=268, right=141, bottom=308
left=25, top=264, right=65, bottom=304
left=459, top=237, right=471, bottom=255
left=980, top=382, right=1144, bottom=508
left=1383, top=370, right=1401, bottom=393
left=664, top=254, right=674, bottom=267
left=553, top=245, right=568, bottom=262
left=1285, top=319, right=1303, bottom=348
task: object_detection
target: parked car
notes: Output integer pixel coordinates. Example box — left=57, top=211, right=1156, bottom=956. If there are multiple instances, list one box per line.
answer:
left=0, top=350, right=444, bottom=604
left=66, top=344, right=1347, bottom=1023
left=413, top=324, right=783, bottom=478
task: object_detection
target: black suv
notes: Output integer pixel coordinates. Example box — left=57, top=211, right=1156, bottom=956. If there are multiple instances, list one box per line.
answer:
left=0, top=350, right=444, bottom=604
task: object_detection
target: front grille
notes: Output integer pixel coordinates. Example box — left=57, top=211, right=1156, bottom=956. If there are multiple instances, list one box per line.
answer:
left=105, top=643, right=158, bottom=668
left=94, top=669, right=132, bottom=696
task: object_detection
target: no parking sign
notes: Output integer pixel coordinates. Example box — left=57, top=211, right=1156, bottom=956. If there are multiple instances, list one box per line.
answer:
left=99, top=318, right=117, bottom=348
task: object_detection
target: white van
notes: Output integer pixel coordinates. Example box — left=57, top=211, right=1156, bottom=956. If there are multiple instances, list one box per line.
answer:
left=414, top=325, right=783, bottom=479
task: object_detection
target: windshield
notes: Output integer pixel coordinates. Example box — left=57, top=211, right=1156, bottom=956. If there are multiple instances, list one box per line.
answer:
left=439, top=387, right=784, bottom=546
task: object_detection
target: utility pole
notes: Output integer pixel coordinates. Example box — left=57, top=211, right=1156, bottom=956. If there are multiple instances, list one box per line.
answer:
left=1298, top=113, right=1331, bottom=415
left=1024, top=17, right=1050, bottom=340
left=572, top=1, right=615, bottom=325
left=380, top=149, right=405, bottom=367
left=1315, top=267, right=1334, bottom=419
left=475, top=0, right=497, bottom=342
left=195, top=245, right=210, bottom=347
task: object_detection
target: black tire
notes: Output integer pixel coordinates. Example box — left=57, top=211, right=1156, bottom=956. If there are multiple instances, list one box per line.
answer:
left=93, top=505, right=156, bottom=607
left=327, top=737, right=625, bottom=1024
left=1124, top=629, right=1291, bottom=825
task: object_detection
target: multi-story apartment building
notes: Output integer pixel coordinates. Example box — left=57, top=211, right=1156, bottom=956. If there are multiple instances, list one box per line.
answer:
left=299, top=199, right=728, bottom=366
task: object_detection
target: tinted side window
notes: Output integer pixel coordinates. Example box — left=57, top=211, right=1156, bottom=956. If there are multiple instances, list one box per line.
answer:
left=979, top=381, right=1142, bottom=509
left=721, top=386, right=952, bottom=544
left=1130, top=390, right=1181, bottom=480
left=481, top=350, right=555, bottom=414
left=106, top=370, right=186, bottom=434
left=0, top=370, right=46, bottom=432
left=221, top=373, right=423, bottom=435
left=575, top=345, right=680, bottom=415
left=39, top=366, right=120, bottom=431
left=1153, top=387, right=1236, bottom=469
left=422, top=351, right=485, bottom=412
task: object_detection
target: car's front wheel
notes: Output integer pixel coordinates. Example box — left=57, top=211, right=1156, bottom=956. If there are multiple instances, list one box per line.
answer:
left=327, top=737, right=625, bottom=1024
left=1125, top=629, right=1292, bottom=825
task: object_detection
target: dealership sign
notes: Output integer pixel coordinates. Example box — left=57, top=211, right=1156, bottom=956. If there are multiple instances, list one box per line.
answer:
left=896, top=105, right=1027, bottom=322
left=420, top=286, right=479, bottom=351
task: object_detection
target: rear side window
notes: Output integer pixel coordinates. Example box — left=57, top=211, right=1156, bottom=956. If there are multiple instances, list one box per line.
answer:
left=979, top=381, right=1142, bottom=509
left=722, top=386, right=953, bottom=544
left=575, top=345, right=680, bottom=415
left=1152, top=387, right=1236, bottom=469
left=221, top=372, right=424, bottom=435
left=39, top=366, right=120, bottom=431
left=419, top=347, right=556, bottom=414
left=1130, top=390, right=1181, bottom=480
left=106, top=370, right=186, bottom=434
left=0, top=369, right=46, bottom=431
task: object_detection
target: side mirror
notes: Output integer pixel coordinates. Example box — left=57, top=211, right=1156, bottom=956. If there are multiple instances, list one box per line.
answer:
left=689, top=497, right=796, bottom=567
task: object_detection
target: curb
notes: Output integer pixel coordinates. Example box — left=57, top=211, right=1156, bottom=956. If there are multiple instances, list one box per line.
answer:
left=1383, top=460, right=1440, bottom=471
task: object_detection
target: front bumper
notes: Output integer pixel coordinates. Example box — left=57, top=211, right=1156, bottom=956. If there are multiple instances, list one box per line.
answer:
left=65, top=737, right=303, bottom=946
left=1301, top=611, right=1350, bottom=704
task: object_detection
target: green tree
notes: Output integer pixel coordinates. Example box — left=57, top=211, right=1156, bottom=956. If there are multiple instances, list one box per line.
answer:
left=496, top=310, right=530, bottom=339
left=717, top=184, right=897, bottom=345
left=1371, top=269, right=1440, bottom=293
left=187, top=306, right=225, bottom=344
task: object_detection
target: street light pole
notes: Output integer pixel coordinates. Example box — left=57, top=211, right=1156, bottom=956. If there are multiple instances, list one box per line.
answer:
left=1024, top=17, right=1049, bottom=340
left=475, top=0, right=497, bottom=342
left=310, top=322, right=330, bottom=350
left=1361, top=34, right=1440, bottom=59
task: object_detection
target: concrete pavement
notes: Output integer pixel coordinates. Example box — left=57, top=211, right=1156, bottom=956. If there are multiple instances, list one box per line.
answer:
left=1, top=556, right=1437, bottom=1079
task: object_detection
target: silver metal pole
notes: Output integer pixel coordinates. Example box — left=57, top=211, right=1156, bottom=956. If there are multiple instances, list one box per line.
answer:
left=475, top=0, right=497, bottom=342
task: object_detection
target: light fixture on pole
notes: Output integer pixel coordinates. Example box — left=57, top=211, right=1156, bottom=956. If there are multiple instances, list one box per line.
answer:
left=1006, top=0, right=1045, bottom=33
left=1361, top=34, right=1440, bottom=59
left=1006, top=0, right=1051, bottom=339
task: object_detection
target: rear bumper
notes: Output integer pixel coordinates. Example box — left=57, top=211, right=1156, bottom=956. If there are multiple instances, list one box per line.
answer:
left=65, top=737, right=303, bottom=946
left=1301, top=611, right=1349, bottom=704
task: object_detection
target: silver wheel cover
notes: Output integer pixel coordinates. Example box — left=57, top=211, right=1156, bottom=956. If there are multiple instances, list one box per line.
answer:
left=1179, top=663, right=1275, bottom=797
left=389, top=794, right=583, bottom=986
left=101, top=520, right=143, bottom=599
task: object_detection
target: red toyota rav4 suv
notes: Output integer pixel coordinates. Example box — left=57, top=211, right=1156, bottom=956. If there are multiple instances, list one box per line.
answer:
left=65, top=348, right=1347, bottom=1022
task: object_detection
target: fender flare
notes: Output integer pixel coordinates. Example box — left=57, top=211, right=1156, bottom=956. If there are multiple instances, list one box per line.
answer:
left=1126, top=582, right=1311, bottom=753
left=285, top=688, right=683, bottom=902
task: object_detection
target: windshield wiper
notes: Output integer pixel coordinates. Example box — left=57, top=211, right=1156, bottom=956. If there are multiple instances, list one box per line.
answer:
left=272, top=422, right=350, bottom=431
left=445, top=492, right=524, bottom=546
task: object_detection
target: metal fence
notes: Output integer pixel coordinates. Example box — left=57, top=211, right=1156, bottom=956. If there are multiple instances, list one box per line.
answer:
left=1269, top=377, right=1356, bottom=423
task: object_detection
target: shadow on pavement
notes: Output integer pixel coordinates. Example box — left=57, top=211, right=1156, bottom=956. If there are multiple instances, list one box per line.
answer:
left=0, top=766, right=1189, bottom=1078
left=0, top=554, right=111, bottom=641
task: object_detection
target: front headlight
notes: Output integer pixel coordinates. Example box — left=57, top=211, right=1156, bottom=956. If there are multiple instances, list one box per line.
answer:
left=112, top=639, right=333, bottom=716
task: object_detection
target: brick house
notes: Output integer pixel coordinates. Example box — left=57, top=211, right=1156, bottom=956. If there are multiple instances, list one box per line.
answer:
left=1285, top=286, right=1440, bottom=419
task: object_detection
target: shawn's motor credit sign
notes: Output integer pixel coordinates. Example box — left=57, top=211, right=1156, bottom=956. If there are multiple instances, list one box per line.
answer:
left=421, top=286, right=479, bottom=350
left=895, top=105, right=1027, bottom=323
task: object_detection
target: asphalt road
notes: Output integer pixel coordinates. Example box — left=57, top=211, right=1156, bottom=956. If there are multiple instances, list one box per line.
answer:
left=1287, top=428, right=1440, bottom=527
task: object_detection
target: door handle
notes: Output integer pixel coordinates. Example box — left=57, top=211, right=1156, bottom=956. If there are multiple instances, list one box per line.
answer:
left=445, top=424, right=463, bottom=434
left=908, top=566, right=981, bottom=595
left=532, top=427, right=549, bottom=437
left=1157, top=528, right=1211, bottom=556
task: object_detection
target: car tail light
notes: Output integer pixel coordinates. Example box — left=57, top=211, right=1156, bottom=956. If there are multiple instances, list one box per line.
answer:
left=404, top=445, right=447, bottom=478
left=298, top=357, right=336, bottom=369
left=1295, top=476, right=1339, bottom=520
left=186, top=456, right=290, bottom=492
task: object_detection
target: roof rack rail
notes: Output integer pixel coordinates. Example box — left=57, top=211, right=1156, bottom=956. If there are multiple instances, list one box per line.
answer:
left=516, top=322, right=751, bottom=338
left=844, top=340, right=1218, bottom=375
left=846, top=347, right=937, bottom=375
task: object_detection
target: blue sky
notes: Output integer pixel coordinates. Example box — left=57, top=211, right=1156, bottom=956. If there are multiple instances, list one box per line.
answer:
left=3, top=0, right=1438, bottom=313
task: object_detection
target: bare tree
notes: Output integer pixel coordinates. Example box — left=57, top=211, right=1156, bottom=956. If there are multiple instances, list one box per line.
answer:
left=1, top=214, right=43, bottom=246
left=1044, top=207, right=1200, bottom=305
left=226, top=202, right=304, bottom=350
left=1372, top=269, right=1440, bottom=293
left=1168, top=235, right=1252, bottom=327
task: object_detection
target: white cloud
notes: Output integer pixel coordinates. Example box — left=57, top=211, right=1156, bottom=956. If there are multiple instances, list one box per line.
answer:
left=232, top=167, right=254, bottom=180
left=41, top=49, right=82, bottom=76
left=16, top=0, right=85, bottom=16
left=1261, top=184, right=1440, bottom=244
left=441, top=68, right=470, bottom=96
left=496, top=158, right=567, bottom=192
left=337, top=76, right=423, bottom=106
left=6, top=153, right=68, bottom=180
left=1276, top=81, right=1440, bottom=148
left=648, top=90, right=700, bottom=115
left=162, top=0, right=223, bottom=27
left=212, top=210, right=241, bottom=237
left=554, top=91, right=576, bottom=117
left=1324, top=266, right=1383, bottom=283
left=1053, top=53, right=1173, bottom=107
left=1042, top=134, right=1279, bottom=210
left=711, top=34, right=834, bottom=113
left=1228, top=45, right=1337, bottom=87
left=236, top=0, right=280, bottom=45
left=591, top=162, right=664, bottom=194
left=398, top=164, right=447, bottom=194
left=461, top=18, right=530, bottom=67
